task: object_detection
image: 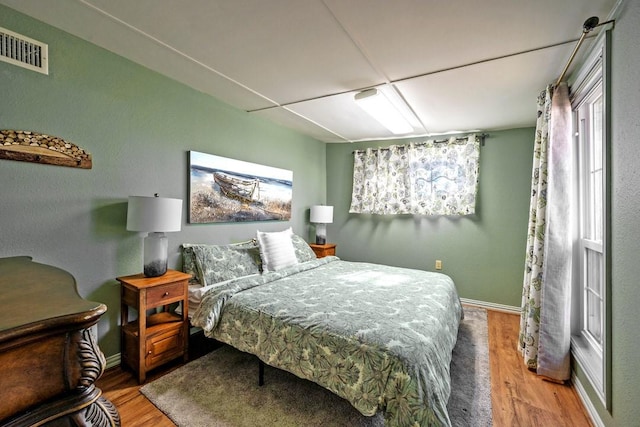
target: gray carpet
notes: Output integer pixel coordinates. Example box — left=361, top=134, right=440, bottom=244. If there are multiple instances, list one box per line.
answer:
left=447, top=307, right=493, bottom=426
left=141, top=306, right=491, bottom=426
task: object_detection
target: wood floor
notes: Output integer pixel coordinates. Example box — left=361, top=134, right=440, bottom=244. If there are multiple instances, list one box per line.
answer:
left=486, top=311, right=592, bottom=426
left=97, top=310, right=593, bottom=427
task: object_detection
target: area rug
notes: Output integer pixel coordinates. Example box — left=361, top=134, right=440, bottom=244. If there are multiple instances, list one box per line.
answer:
left=141, top=306, right=492, bottom=426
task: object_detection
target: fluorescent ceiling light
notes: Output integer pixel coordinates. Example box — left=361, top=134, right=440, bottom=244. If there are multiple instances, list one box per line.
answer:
left=354, top=88, right=414, bottom=135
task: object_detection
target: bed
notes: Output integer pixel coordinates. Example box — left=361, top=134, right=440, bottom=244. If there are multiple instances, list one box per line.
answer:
left=184, top=229, right=462, bottom=426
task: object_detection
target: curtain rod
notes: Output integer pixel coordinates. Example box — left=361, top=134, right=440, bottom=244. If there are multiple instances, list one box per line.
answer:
left=248, top=38, right=589, bottom=114
left=555, top=17, right=615, bottom=86
left=352, top=133, right=488, bottom=154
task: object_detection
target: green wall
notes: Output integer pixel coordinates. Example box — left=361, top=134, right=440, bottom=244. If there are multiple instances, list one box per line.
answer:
left=572, top=1, right=640, bottom=426
left=326, top=128, right=534, bottom=308
left=608, top=2, right=640, bottom=422
left=0, top=5, right=326, bottom=358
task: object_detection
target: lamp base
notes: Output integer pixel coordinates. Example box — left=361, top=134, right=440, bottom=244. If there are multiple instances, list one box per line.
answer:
left=144, top=232, right=168, bottom=277
left=144, top=260, right=167, bottom=277
left=315, top=223, right=327, bottom=245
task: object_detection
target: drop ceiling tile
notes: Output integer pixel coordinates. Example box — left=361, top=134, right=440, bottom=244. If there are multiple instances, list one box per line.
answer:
left=395, top=43, right=576, bottom=133
left=251, top=106, right=352, bottom=143
left=85, top=0, right=384, bottom=104
left=324, top=0, right=616, bottom=82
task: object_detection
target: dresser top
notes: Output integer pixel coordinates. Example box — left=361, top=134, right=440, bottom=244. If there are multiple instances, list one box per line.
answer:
left=0, top=256, right=106, bottom=340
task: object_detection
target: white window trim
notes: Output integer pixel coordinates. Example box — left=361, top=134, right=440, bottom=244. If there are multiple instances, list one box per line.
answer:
left=569, top=30, right=611, bottom=411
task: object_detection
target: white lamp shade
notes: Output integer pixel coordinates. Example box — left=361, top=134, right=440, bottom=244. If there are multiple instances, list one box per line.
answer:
left=127, top=196, right=183, bottom=232
left=310, top=205, right=333, bottom=224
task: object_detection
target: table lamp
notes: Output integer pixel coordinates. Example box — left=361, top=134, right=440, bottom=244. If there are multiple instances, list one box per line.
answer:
left=310, top=205, right=333, bottom=245
left=127, top=194, right=182, bottom=277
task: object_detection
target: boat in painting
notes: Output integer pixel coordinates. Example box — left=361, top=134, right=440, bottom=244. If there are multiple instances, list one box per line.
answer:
left=214, top=172, right=260, bottom=202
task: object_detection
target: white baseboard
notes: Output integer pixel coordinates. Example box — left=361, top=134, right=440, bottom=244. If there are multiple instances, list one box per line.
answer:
left=460, top=297, right=521, bottom=314
left=105, top=353, right=121, bottom=370
left=572, top=372, right=604, bottom=427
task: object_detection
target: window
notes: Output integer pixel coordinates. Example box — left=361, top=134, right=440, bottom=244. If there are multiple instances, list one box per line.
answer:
left=570, top=32, right=610, bottom=409
left=349, top=135, right=480, bottom=216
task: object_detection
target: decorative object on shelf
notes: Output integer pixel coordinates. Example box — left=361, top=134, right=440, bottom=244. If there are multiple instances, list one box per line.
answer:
left=310, top=205, right=333, bottom=244
left=127, top=194, right=182, bottom=277
left=0, top=129, right=92, bottom=169
left=189, top=151, right=292, bottom=223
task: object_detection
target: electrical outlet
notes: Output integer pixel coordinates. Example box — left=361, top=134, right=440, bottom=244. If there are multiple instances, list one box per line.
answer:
left=435, top=260, right=442, bottom=270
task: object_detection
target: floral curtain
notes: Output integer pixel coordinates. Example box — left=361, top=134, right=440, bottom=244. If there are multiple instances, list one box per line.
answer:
left=349, top=135, right=479, bottom=216
left=518, top=83, right=572, bottom=381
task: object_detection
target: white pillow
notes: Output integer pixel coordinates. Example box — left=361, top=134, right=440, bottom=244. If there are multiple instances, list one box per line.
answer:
left=256, top=227, right=298, bottom=271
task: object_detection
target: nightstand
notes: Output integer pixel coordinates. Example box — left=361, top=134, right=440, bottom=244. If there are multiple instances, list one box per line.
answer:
left=309, top=243, right=336, bottom=258
left=118, top=269, right=191, bottom=383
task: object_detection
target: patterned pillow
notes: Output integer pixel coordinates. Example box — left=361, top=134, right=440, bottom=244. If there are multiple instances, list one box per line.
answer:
left=181, top=241, right=261, bottom=287
left=256, top=228, right=298, bottom=271
left=181, top=245, right=200, bottom=283
left=291, top=234, right=317, bottom=262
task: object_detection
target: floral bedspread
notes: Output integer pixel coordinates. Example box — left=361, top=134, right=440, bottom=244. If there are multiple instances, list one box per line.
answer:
left=191, top=257, right=462, bottom=426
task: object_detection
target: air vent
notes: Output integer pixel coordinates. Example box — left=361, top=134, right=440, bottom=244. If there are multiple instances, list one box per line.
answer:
left=0, top=26, right=48, bottom=75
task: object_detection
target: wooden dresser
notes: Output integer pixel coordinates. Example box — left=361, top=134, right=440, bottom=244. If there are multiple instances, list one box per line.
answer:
left=0, top=256, right=119, bottom=426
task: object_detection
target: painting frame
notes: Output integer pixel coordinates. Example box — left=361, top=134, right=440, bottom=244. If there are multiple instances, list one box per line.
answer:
left=189, top=151, right=293, bottom=224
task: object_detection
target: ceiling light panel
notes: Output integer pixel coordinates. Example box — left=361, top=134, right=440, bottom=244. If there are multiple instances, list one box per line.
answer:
left=354, top=88, right=414, bottom=135
left=283, top=91, right=403, bottom=142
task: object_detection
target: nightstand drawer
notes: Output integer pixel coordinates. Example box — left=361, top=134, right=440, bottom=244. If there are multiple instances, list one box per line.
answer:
left=146, top=282, right=185, bottom=306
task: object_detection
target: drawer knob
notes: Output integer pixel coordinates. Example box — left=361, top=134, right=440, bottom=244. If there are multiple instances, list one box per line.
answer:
left=163, top=292, right=169, bottom=297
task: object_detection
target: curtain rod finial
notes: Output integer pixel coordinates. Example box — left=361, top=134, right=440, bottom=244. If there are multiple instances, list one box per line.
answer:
left=583, top=16, right=599, bottom=33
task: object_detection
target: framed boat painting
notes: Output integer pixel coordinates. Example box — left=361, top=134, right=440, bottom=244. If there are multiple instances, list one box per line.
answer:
left=189, top=151, right=293, bottom=223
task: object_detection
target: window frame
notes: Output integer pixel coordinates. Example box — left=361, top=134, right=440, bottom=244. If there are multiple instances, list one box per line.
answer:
left=569, top=30, right=611, bottom=410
